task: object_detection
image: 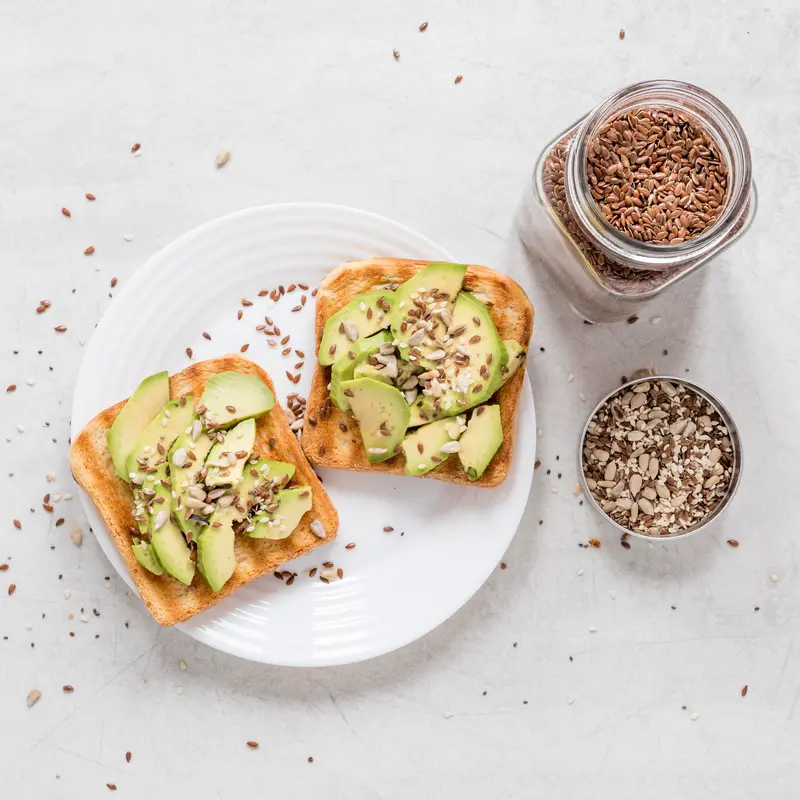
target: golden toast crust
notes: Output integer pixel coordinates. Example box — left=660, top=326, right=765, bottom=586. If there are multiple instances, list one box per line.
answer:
left=69, top=356, right=339, bottom=626
left=301, top=259, right=534, bottom=487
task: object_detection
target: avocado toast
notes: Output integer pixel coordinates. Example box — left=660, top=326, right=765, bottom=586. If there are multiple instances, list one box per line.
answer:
left=70, top=356, right=338, bottom=626
left=302, top=259, right=533, bottom=487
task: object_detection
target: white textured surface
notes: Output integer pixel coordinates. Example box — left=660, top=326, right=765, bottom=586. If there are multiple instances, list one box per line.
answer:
left=71, top=204, right=536, bottom=665
left=0, top=2, right=796, bottom=798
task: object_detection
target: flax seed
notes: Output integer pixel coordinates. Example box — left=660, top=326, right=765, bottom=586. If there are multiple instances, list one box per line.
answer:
left=202, top=332, right=211, bottom=340
left=240, top=344, right=249, bottom=353
left=85, top=193, right=96, bottom=201
left=61, top=207, right=71, bottom=217
left=186, top=347, right=193, bottom=358
left=84, top=246, right=95, bottom=255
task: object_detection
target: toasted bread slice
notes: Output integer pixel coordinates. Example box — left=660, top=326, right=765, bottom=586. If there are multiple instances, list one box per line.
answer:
left=302, top=259, right=533, bottom=487
left=70, top=356, right=338, bottom=626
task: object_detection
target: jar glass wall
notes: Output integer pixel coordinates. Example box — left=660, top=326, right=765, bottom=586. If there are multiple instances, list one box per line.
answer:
left=517, top=80, right=757, bottom=324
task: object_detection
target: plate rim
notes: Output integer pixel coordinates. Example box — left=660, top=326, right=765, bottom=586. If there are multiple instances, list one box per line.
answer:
left=71, top=202, right=536, bottom=666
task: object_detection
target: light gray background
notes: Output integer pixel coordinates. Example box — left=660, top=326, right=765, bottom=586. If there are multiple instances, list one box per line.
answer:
left=1, top=2, right=797, bottom=798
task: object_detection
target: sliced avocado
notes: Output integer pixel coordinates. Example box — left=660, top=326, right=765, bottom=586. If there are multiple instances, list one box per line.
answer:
left=458, top=405, right=503, bottom=481
left=249, top=487, right=313, bottom=540
left=204, top=418, right=256, bottom=488
left=197, top=505, right=238, bottom=591
left=498, top=340, right=527, bottom=387
left=330, top=330, right=392, bottom=410
left=131, top=540, right=164, bottom=576
left=238, top=458, right=296, bottom=512
left=107, top=371, right=170, bottom=480
left=353, top=362, right=392, bottom=385
left=199, top=372, right=274, bottom=429
left=408, top=292, right=507, bottom=426
left=126, top=398, right=196, bottom=535
left=169, top=423, right=216, bottom=540
left=401, top=416, right=465, bottom=477
left=125, top=397, right=196, bottom=481
left=319, top=291, right=395, bottom=366
left=341, top=378, right=410, bottom=463
left=148, top=462, right=196, bottom=580
left=147, top=465, right=196, bottom=585
left=389, top=263, right=467, bottom=369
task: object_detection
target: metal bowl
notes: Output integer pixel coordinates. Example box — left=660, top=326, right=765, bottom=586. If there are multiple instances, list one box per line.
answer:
left=578, top=375, right=743, bottom=541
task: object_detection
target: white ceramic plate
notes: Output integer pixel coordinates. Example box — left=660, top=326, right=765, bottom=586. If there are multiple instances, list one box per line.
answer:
left=72, top=204, right=536, bottom=666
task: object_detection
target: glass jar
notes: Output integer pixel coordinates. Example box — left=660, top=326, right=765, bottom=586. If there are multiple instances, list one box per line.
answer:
left=517, top=80, right=757, bottom=323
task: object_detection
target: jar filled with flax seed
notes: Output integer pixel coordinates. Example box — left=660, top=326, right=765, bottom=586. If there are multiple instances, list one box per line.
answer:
left=517, top=80, right=757, bottom=323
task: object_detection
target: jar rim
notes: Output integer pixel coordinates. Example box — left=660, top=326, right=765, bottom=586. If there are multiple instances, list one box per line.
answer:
left=565, top=79, right=753, bottom=271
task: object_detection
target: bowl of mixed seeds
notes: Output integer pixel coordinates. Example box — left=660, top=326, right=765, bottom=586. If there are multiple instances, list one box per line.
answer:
left=580, top=376, right=742, bottom=540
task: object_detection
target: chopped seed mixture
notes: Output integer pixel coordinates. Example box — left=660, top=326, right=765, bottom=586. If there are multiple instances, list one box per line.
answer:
left=582, top=380, right=734, bottom=535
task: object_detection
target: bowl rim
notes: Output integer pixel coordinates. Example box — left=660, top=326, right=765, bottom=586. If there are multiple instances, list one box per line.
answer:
left=578, top=374, right=743, bottom=541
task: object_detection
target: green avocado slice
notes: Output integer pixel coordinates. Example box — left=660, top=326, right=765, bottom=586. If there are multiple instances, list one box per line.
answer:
left=498, top=340, right=527, bottom=387
left=195, top=505, right=237, bottom=592
left=107, top=371, right=170, bottom=480
left=204, top=418, right=256, bottom=488
left=458, top=405, right=503, bottom=481
left=199, top=372, right=274, bottom=429
left=389, top=262, right=467, bottom=369
left=238, top=458, right=296, bottom=513
left=408, top=291, right=507, bottom=426
left=126, top=398, right=196, bottom=535
left=249, top=487, right=313, bottom=540
left=341, top=378, right=410, bottom=463
left=401, top=416, right=466, bottom=476
left=146, top=463, right=196, bottom=585
left=319, top=291, right=395, bottom=366
left=168, top=423, right=216, bottom=541
left=353, top=362, right=393, bottom=385
left=330, top=330, right=392, bottom=410
left=131, top=540, right=164, bottom=576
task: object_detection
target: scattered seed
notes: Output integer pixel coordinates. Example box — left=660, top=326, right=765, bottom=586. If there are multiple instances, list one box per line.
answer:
left=84, top=246, right=95, bottom=255
left=770, top=573, right=779, bottom=583
left=246, top=741, right=259, bottom=749
left=8, top=584, right=16, bottom=595
left=741, top=685, right=748, bottom=697
left=125, top=752, right=131, bottom=763
left=588, top=538, right=601, bottom=549
left=186, top=347, right=193, bottom=358
left=55, top=518, right=65, bottom=527
left=419, top=21, right=428, bottom=31
left=54, top=325, right=67, bottom=333
left=13, top=519, right=21, bottom=529
left=131, top=142, right=141, bottom=153
left=383, top=526, right=394, bottom=532
left=107, top=784, right=117, bottom=791
left=202, top=331, right=211, bottom=340
left=727, top=539, right=740, bottom=548
left=27, top=689, right=42, bottom=707
left=337, top=568, right=344, bottom=579
left=345, top=542, right=356, bottom=550
left=62, top=685, right=74, bottom=693
left=215, top=148, right=231, bottom=167
left=110, top=277, right=118, bottom=288
left=454, top=74, right=463, bottom=84
left=393, top=49, right=400, bottom=59
left=61, top=207, right=71, bottom=217
left=240, top=344, right=249, bottom=353
left=291, top=305, right=302, bottom=312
